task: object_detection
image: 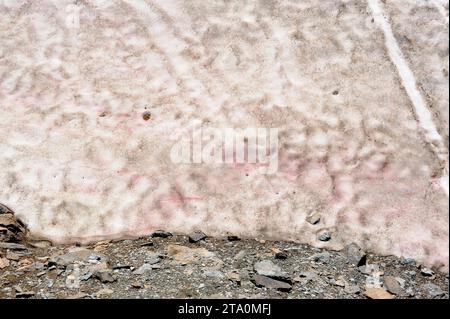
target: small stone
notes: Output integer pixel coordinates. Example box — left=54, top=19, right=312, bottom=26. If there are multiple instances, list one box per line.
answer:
left=29, top=241, right=52, bottom=249
left=344, top=243, right=367, bottom=266
left=334, top=276, right=347, bottom=287
left=140, top=241, right=154, bottom=247
left=383, top=276, right=403, bottom=295
left=253, top=275, right=292, bottom=292
left=0, top=242, right=28, bottom=250
left=49, top=248, right=108, bottom=268
left=421, top=283, right=444, bottom=298
left=318, top=232, right=331, bottom=242
left=306, top=214, right=321, bottom=225
left=94, top=270, right=116, bottom=283
left=151, top=230, right=172, bottom=238
left=146, top=253, right=162, bottom=265
left=401, top=258, right=416, bottom=266
left=203, top=269, right=225, bottom=279
left=254, top=260, right=290, bottom=281
left=167, top=244, right=218, bottom=265
left=96, top=288, right=114, bottom=296
left=34, top=262, right=45, bottom=270
left=364, top=287, right=394, bottom=299
left=16, top=291, right=35, bottom=298
left=310, top=252, right=331, bottom=264
left=420, top=267, right=435, bottom=277
left=227, top=271, right=241, bottom=283
left=227, top=235, right=241, bottom=241
left=6, top=251, right=20, bottom=261
left=188, top=230, right=207, bottom=243
left=0, top=257, right=10, bottom=269
left=134, top=264, right=154, bottom=275
left=131, top=282, right=143, bottom=289
left=274, top=252, right=288, bottom=260
left=344, top=284, right=361, bottom=294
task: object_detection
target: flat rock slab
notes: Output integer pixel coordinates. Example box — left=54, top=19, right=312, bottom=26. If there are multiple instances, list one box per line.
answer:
left=253, top=275, right=292, bottom=292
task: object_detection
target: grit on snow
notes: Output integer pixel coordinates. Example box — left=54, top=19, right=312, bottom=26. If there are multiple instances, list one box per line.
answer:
left=0, top=0, right=448, bottom=271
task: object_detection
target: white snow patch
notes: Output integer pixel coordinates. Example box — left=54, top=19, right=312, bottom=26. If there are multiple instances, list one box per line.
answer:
left=368, top=0, right=449, bottom=196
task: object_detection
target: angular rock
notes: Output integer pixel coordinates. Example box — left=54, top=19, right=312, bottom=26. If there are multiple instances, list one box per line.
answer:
left=274, top=251, right=288, bottom=260
left=306, top=214, right=321, bottom=225
left=133, top=264, right=156, bottom=275
left=203, top=269, right=225, bottom=279
left=401, top=258, right=416, bottom=266
left=364, top=287, right=394, bottom=299
left=0, top=257, right=9, bottom=269
left=0, top=204, right=27, bottom=242
left=253, top=274, right=292, bottom=292
left=318, top=232, right=331, bottom=242
left=421, top=283, right=444, bottom=298
left=344, top=284, right=361, bottom=294
left=16, top=291, right=35, bottom=298
left=49, top=248, right=108, bottom=268
left=310, top=252, right=331, bottom=264
left=94, top=270, right=116, bottom=283
left=227, top=235, right=241, bottom=241
left=28, top=241, right=52, bottom=249
left=167, top=244, right=220, bottom=267
left=383, top=276, right=403, bottom=295
left=146, top=253, right=162, bottom=265
left=188, top=230, right=207, bottom=243
left=227, top=271, right=241, bottom=284
left=420, top=267, right=435, bottom=277
left=0, top=242, right=28, bottom=250
left=151, top=230, right=172, bottom=238
left=344, top=243, right=367, bottom=266
left=254, top=260, right=290, bottom=281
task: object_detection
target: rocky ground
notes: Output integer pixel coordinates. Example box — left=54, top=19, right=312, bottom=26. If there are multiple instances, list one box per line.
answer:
left=0, top=229, right=448, bottom=299
left=1, top=204, right=449, bottom=299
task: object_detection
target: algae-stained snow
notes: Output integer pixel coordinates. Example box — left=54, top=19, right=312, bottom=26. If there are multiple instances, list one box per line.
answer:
left=0, top=0, right=448, bottom=270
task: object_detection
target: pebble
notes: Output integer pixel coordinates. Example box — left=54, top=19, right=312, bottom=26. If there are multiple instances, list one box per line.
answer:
left=401, top=258, right=416, bottom=266
left=253, top=275, right=292, bottom=292
left=306, top=214, right=321, bottom=225
left=364, top=287, right=394, bottom=299
left=94, top=270, right=116, bottom=283
left=254, top=260, right=290, bottom=281
left=0, top=242, right=28, bottom=250
left=311, top=252, right=331, bottom=264
left=227, top=235, right=241, bottom=241
left=134, top=264, right=157, bottom=275
left=189, top=230, right=207, bottom=243
left=383, top=276, right=403, bottom=295
left=420, top=267, right=435, bottom=277
left=318, top=232, right=331, bottom=242
left=344, top=284, right=361, bottom=294
left=274, top=252, right=288, bottom=260
left=151, top=230, right=172, bottom=238
left=0, top=257, right=9, bottom=269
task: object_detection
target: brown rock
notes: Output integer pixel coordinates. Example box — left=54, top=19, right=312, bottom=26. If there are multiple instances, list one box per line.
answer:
left=0, top=257, right=10, bottom=269
left=364, top=287, right=394, bottom=299
left=383, top=276, right=403, bottom=295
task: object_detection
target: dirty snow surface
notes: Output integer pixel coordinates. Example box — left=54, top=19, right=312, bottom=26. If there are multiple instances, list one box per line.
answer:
left=0, top=0, right=448, bottom=271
